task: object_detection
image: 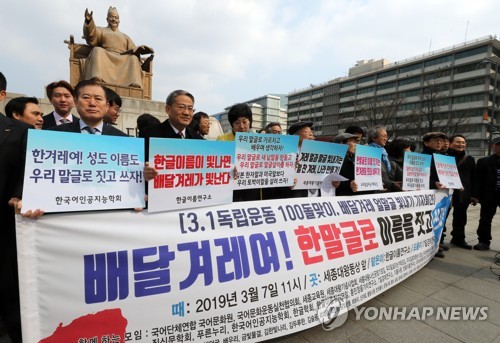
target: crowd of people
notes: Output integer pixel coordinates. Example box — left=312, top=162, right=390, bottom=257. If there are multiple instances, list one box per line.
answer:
left=1, top=71, right=500, bottom=342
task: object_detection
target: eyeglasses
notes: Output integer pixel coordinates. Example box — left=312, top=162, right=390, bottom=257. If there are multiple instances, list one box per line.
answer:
left=174, top=104, right=195, bottom=112
left=430, top=138, right=444, bottom=144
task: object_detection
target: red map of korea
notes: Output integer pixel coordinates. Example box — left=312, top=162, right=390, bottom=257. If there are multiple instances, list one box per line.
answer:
left=39, top=308, right=127, bottom=343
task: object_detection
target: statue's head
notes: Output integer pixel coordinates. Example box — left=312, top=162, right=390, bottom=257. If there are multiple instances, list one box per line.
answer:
left=106, top=6, right=120, bottom=31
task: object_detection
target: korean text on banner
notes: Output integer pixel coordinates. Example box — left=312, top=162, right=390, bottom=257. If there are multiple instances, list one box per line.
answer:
left=354, top=144, right=383, bottom=191
left=403, top=151, right=432, bottom=191
left=433, top=153, right=464, bottom=190
left=294, top=140, right=348, bottom=190
left=234, top=132, right=298, bottom=189
left=148, top=138, right=234, bottom=212
left=21, top=130, right=145, bottom=212
left=17, top=190, right=451, bottom=343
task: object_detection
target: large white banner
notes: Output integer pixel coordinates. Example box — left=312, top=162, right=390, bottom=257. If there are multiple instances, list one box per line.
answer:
left=17, top=190, right=451, bottom=343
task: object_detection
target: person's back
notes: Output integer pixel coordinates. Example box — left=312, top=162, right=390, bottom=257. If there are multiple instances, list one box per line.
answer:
left=137, top=113, right=160, bottom=137
left=0, top=71, right=31, bottom=343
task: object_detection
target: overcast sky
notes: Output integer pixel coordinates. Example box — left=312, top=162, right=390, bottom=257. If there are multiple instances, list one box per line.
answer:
left=1, top=0, right=499, bottom=114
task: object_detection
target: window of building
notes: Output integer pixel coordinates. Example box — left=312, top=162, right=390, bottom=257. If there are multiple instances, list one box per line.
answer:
left=399, top=63, right=423, bottom=73
left=378, top=94, right=399, bottom=102
left=339, top=101, right=354, bottom=109
left=358, top=75, right=376, bottom=84
left=493, top=47, right=500, bottom=58
left=340, top=80, right=356, bottom=88
left=399, top=76, right=421, bottom=86
left=467, top=140, right=481, bottom=147
left=453, top=77, right=485, bottom=89
left=455, top=45, right=488, bottom=60
left=425, top=69, right=451, bottom=81
left=423, top=83, right=450, bottom=94
left=377, top=81, right=397, bottom=90
left=340, top=91, right=355, bottom=98
left=399, top=102, right=420, bottom=111
left=452, top=93, right=484, bottom=104
left=453, top=108, right=484, bottom=117
left=378, top=69, right=398, bottom=79
left=357, top=86, right=375, bottom=94
left=424, top=55, right=453, bottom=67
left=455, top=63, right=485, bottom=74
left=402, top=89, right=421, bottom=97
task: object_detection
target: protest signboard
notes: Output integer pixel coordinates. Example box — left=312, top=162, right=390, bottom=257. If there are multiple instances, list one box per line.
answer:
left=354, top=145, right=383, bottom=192
left=21, top=130, right=145, bottom=212
left=234, top=132, right=298, bottom=189
left=402, top=151, right=432, bottom=191
left=433, top=154, right=463, bottom=190
left=148, top=138, right=234, bottom=212
left=294, top=140, right=348, bottom=190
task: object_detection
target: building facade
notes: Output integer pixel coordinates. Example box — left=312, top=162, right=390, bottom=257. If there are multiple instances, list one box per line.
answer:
left=287, top=35, right=500, bottom=157
left=215, top=94, right=288, bottom=134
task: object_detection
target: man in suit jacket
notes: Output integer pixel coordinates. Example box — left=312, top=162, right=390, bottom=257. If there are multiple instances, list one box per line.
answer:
left=472, top=137, right=500, bottom=251
left=0, top=71, right=30, bottom=343
left=42, top=80, right=78, bottom=129
left=140, top=90, right=203, bottom=182
left=48, top=80, right=127, bottom=137
left=139, top=89, right=204, bottom=140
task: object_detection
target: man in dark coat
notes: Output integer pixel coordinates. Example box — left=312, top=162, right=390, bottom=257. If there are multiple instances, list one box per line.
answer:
left=48, top=80, right=126, bottom=137
left=139, top=90, right=203, bottom=141
left=42, top=80, right=77, bottom=129
left=421, top=131, right=448, bottom=257
left=140, top=90, right=204, bottom=183
left=447, top=134, right=475, bottom=249
left=472, top=136, right=500, bottom=251
left=0, top=71, right=31, bottom=343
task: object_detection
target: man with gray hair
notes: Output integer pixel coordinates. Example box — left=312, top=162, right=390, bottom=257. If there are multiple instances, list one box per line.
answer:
left=139, top=90, right=204, bottom=141
left=367, top=125, right=401, bottom=192
left=264, top=122, right=282, bottom=134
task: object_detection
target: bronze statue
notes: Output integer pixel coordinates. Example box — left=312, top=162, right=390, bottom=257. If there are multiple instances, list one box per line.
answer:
left=81, top=7, right=154, bottom=89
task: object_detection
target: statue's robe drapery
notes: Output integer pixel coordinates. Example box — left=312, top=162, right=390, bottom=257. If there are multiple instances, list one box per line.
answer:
left=82, top=20, right=143, bottom=88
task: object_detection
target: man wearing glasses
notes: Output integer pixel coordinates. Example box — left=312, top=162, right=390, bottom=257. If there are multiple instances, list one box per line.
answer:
left=139, top=90, right=203, bottom=140
left=140, top=90, right=204, bottom=182
left=264, top=122, right=283, bottom=134
left=421, top=131, right=448, bottom=258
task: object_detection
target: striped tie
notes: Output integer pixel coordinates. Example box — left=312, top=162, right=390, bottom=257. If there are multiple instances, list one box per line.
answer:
left=83, top=126, right=97, bottom=134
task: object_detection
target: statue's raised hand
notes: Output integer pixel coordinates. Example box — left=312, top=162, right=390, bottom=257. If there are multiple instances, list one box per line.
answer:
left=84, top=8, right=93, bottom=24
